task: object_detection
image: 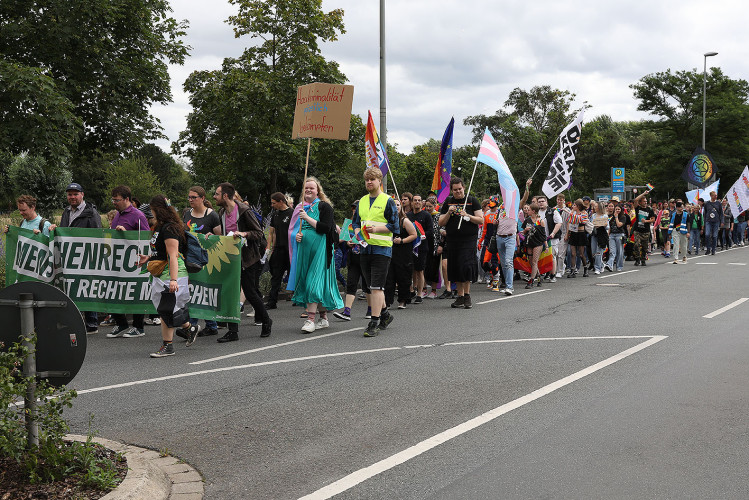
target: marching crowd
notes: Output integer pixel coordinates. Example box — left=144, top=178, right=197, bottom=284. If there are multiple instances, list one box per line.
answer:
left=6, top=170, right=746, bottom=358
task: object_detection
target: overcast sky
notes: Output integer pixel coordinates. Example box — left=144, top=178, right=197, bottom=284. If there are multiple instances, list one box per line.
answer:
left=151, top=0, right=748, bottom=157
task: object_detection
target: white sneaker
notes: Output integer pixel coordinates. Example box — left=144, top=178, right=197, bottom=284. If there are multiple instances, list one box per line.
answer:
left=550, top=277, right=557, bottom=283
left=594, top=270, right=600, bottom=275
left=301, top=320, right=316, bottom=333
left=504, top=289, right=513, bottom=296
left=316, top=318, right=329, bottom=329
left=555, top=272, right=562, bottom=278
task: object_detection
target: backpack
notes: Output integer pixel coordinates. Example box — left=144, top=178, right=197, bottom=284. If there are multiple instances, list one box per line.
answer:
left=184, top=231, right=209, bottom=273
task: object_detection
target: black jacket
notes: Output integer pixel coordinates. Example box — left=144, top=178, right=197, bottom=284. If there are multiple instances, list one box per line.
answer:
left=60, top=202, right=102, bottom=228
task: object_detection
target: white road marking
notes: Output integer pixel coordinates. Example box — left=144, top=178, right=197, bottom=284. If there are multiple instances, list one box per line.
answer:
left=190, top=328, right=363, bottom=365
left=475, top=288, right=548, bottom=305
left=727, top=262, right=747, bottom=266
left=596, top=283, right=623, bottom=287
left=702, top=298, right=749, bottom=319
left=298, top=335, right=668, bottom=500
left=695, top=262, right=717, bottom=265
left=71, top=336, right=657, bottom=397
left=597, top=270, right=638, bottom=279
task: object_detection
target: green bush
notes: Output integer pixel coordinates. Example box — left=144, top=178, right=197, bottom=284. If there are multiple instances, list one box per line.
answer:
left=0, top=335, right=120, bottom=489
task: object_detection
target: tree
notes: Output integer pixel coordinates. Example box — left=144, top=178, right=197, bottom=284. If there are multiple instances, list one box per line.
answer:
left=0, top=0, right=189, bottom=205
left=105, top=157, right=162, bottom=213
left=135, top=144, right=193, bottom=202
left=175, top=0, right=349, bottom=209
left=630, top=68, right=749, bottom=194
left=464, top=86, right=586, bottom=194
left=7, top=155, right=72, bottom=217
left=0, top=60, right=80, bottom=163
left=573, top=115, right=636, bottom=195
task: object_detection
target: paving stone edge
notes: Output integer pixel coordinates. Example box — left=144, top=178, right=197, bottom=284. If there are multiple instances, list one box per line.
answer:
left=65, top=434, right=204, bottom=500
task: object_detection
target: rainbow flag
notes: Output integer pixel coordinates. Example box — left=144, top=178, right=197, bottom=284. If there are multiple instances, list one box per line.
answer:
left=365, top=110, right=390, bottom=176
left=431, top=118, right=454, bottom=203
left=412, top=221, right=426, bottom=256
left=646, top=183, right=655, bottom=191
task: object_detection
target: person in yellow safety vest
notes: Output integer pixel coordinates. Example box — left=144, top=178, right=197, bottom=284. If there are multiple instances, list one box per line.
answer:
left=352, top=166, right=400, bottom=337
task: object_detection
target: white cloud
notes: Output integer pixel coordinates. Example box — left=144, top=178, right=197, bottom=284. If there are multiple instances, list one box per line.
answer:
left=152, top=0, right=749, bottom=158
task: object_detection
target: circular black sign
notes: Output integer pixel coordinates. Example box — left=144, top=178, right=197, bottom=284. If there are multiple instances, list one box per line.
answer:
left=0, top=282, right=86, bottom=386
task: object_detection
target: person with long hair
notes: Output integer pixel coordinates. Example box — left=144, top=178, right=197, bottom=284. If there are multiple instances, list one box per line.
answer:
left=178, top=186, right=221, bottom=338
left=521, top=202, right=546, bottom=288
left=423, top=197, right=442, bottom=298
left=138, top=195, right=193, bottom=357
left=291, top=177, right=344, bottom=333
left=385, top=198, right=417, bottom=309
left=589, top=200, right=609, bottom=274
left=606, top=201, right=628, bottom=272
left=565, top=199, right=590, bottom=278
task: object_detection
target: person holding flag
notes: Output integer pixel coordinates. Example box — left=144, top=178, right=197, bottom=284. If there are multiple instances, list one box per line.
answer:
left=438, top=177, right=483, bottom=308
left=353, top=166, right=400, bottom=337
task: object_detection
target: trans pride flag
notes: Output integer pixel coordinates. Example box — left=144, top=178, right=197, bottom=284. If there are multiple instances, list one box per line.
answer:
left=431, top=118, right=455, bottom=203
left=365, top=110, right=390, bottom=176
left=476, top=128, right=520, bottom=219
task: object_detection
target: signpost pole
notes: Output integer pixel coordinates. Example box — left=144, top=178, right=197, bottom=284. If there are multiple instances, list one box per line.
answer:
left=19, top=292, right=38, bottom=449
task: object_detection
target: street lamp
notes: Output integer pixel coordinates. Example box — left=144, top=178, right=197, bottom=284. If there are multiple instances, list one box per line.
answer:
left=702, top=51, right=718, bottom=150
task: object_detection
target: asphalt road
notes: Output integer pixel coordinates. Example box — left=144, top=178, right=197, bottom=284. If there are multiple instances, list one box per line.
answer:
left=62, top=246, right=749, bottom=499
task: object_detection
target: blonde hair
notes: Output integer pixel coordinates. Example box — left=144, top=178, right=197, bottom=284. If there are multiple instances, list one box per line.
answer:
left=363, top=166, right=383, bottom=181
left=304, top=176, right=332, bottom=206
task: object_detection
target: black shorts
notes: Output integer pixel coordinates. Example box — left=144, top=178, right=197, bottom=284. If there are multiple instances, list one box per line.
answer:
left=360, top=253, right=391, bottom=290
left=413, top=241, right=429, bottom=271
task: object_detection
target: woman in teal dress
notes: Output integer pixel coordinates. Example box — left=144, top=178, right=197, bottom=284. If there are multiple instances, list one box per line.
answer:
left=293, top=177, right=344, bottom=333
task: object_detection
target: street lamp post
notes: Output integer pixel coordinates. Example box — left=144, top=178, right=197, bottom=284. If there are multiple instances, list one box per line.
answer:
left=702, top=51, right=718, bottom=150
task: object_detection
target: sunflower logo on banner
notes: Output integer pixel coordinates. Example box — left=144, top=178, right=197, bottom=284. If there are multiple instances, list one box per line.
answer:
left=682, top=147, right=717, bottom=188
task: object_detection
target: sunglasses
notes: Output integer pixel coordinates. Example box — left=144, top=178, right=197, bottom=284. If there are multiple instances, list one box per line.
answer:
left=188, top=195, right=199, bottom=200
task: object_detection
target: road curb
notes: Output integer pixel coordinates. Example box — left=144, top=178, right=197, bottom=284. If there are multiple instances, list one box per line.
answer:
left=66, top=434, right=204, bottom=499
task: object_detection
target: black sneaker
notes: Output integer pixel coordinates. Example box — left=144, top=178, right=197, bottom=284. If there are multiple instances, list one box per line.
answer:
left=451, top=295, right=465, bottom=308
left=150, top=343, right=175, bottom=358
left=333, top=310, right=352, bottom=321
left=217, top=331, right=238, bottom=343
left=583, top=268, right=589, bottom=277
left=451, top=290, right=458, bottom=299
left=186, top=324, right=201, bottom=347
left=264, top=302, right=277, bottom=310
left=641, top=260, right=647, bottom=266
left=379, top=314, right=394, bottom=330
left=438, top=290, right=452, bottom=299
left=413, top=296, right=423, bottom=304
left=634, top=260, right=640, bottom=266
left=199, top=328, right=219, bottom=337
left=175, top=327, right=189, bottom=339
left=261, top=318, right=272, bottom=337
left=463, top=294, right=472, bottom=309
left=363, top=320, right=380, bottom=337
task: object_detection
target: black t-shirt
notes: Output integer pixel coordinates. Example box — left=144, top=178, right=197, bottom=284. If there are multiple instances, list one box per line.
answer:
left=634, top=205, right=655, bottom=233
left=151, top=223, right=185, bottom=261
left=271, top=207, right=293, bottom=249
left=440, top=195, right=482, bottom=242
left=522, top=217, right=547, bottom=248
left=609, top=212, right=629, bottom=234
left=183, top=208, right=220, bottom=235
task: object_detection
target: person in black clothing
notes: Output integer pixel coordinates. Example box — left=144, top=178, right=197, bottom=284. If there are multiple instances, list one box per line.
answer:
left=213, top=182, right=272, bottom=341
left=521, top=203, right=547, bottom=288
left=265, top=192, right=294, bottom=309
left=438, top=177, right=483, bottom=309
left=386, top=199, right=418, bottom=309
left=49, top=183, right=102, bottom=333
left=407, top=194, right=433, bottom=303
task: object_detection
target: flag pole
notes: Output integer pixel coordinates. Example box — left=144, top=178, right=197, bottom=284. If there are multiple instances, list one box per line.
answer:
left=530, top=136, right=560, bottom=179
left=387, top=167, right=400, bottom=202
left=458, top=156, right=480, bottom=229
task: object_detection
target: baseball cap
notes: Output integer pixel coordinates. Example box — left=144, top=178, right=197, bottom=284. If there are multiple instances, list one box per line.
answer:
left=582, top=196, right=591, bottom=201
left=66, top=183, right=83, bottom=192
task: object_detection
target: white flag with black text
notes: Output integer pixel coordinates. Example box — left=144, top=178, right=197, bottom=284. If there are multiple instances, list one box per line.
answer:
left=542, top=111, right=585, bottom=198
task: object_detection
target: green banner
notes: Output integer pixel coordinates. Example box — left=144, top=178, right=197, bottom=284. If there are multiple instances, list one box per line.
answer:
left=5, top=227, right=242, bottom=323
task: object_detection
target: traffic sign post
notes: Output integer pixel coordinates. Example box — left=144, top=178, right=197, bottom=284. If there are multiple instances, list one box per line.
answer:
left=0, top=282, right=86, bottom=449
left=612, top=167, right=625, bottom=194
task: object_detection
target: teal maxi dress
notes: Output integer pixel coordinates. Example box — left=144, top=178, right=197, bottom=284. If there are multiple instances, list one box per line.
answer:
left=291, top=200, right=344, bottom=310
